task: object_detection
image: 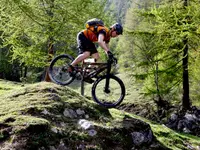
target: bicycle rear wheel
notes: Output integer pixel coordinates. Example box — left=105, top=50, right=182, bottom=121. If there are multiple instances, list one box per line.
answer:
left=92, top=75, right=125, bottom=108
left=49, top=54, right=75, bottom=85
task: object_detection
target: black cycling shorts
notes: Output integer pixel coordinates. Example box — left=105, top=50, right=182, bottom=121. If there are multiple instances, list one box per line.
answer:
left=77, top=32, right=97, bottom=55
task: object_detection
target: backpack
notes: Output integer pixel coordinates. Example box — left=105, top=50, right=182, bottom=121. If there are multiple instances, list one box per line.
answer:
left=85, top=18, right=104, bottom=32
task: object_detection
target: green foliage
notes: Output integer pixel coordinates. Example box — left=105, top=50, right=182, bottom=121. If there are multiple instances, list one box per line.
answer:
left=0, top=0, right=110, bottom=67
left=190, top=50, right=200, bottom=105
left=119, top=0, right=200, bottom=103
left=142, top=0, right=200, bottom=101
left=105, top=0, right=132, bottom=24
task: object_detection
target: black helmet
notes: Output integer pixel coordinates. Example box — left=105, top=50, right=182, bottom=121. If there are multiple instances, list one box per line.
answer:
left=111, top=23, right=123, bottom=35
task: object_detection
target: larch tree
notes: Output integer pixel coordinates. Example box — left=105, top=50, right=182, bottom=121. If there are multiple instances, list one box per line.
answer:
left=121, top=0, right=200, bottom=110
left=0, top=0, right=109, bottom=81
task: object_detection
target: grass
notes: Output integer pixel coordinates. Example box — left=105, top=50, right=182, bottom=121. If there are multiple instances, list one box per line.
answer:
left=109, top=109, right=200, bottom=150
left=75, top=72, right=156, bottom=119
left=76, top=73, right=146, bottom=104
left=0, top=79, right=24, bottom=95
left=0, top=81, right=100, bottom=149
left=0, top=79, right=200, bottom=149
left=77, top=72, right=200, bottom=120
left=73, top=72, right=200, bottom=149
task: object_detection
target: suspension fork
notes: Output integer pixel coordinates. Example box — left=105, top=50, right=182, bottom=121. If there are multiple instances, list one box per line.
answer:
left=104, top=59, right=112, bottom=93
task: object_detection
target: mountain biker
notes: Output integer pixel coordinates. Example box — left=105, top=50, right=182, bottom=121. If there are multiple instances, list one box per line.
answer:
left=68, top=22, right=123, bottom=70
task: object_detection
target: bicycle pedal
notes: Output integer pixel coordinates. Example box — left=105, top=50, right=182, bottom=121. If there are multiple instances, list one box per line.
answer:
left=75, top=72, right=82, bottom=80
left=69, top=71, right=76, bottom=77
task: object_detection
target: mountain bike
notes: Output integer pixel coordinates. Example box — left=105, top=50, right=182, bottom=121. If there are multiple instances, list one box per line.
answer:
left=49, top=54, right=125, bottom=108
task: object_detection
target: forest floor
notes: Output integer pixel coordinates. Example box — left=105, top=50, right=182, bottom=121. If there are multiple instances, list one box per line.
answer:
left=0, top=79, right=200, bottom=149
left=74, top=72, right=200, bottom=117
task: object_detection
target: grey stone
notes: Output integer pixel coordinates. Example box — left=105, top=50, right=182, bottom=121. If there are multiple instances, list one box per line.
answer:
left=131, top=132, right=145, bottom=146
left=76, top=108, right=85, bottom=115
left=60, top=122, right=66, bottom=127
left=78, top=119, right=94, bottom=130
left=170, top=113, right=178, bottom=121
left=51, top=127, right=58, bottom=133
left=85, top=114, right=89, bottom=119
left=41, top=109, right=51, bottom=115
left=49, top=146, right=56, bottom=150
left=166, top=108, right=200, bottom=136
left=57, top=141, right=69, bottom=150
left=144, top=129, right=154, bottom=144
left=87, top=129, right=97, bottom=136
left=122, top=118, right=154, bottom=146
left=63, top=108, right=77, bottom=118
left=183, top=127, right=191, bottom=133
left=184, top=113, right=197, bottom=122
left=177, top=120, right=185, bottom=130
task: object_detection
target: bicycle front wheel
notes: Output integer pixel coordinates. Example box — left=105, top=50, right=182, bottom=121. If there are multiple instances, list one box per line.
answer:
left=92, top=75, right=125, bottom=108
left=49, top=54, right=75, bottom=85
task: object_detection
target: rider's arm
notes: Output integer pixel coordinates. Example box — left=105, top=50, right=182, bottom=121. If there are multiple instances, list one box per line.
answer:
left=105, top=43, right=110, bottom=52
left=98, top=33, right=110, bottom=54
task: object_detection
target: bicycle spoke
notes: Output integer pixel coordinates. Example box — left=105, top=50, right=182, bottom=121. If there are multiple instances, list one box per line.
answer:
left=49, top=54, right=75, bottom=85
left=92, top=76, right=124, bottom=107
left=53, top=67, right=71, bottom=82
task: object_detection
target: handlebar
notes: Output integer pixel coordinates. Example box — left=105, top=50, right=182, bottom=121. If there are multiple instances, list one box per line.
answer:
left=108, top=55, right=118, bottom=65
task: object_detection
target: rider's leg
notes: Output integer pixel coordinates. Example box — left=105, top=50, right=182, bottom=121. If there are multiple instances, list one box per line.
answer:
left=68, top=31, right=96, bottom=73
left=67, top=51, right=90, bottom=73
left=70, top=31, right=93, bottom=68
left=71, top=51, right=91, bottom=67
left=91, top=52, right=100, bottom=62
left=89, top=52, right=100, bottom=69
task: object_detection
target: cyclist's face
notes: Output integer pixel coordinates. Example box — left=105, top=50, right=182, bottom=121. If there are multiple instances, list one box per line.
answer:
left=111, top=31, right=119, bottom=38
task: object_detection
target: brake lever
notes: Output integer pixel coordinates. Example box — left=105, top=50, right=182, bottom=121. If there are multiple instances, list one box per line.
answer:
left=108, top=55, right=117, bottom=65
left=113, top=57, right=118, bottom=65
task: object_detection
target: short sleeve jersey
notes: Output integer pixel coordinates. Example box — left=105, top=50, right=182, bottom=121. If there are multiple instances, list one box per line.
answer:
left=83, top=26, right=110, bottom=43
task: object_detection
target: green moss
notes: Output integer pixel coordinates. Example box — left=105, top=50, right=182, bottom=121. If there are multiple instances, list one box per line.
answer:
left=11, top=115, right=49, bottom=126
left=1, top=80, right=200, bottom=150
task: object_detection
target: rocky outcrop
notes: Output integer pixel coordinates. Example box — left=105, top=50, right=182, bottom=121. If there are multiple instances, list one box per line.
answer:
left=166, top=106, right=200, bottom=136
left=0, top=82, right=169, bottom=150
left=44, top=106, right=169, bottom=150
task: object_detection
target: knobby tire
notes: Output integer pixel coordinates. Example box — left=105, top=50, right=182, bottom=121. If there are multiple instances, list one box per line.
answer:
left=49, top=54, right=75, bottom=85
left=92, top=75, right=125, bottom=108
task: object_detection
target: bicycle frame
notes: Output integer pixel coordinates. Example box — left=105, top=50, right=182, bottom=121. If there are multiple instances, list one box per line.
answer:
left=74, top=61, right=108, bottom=79
left=105, top=59, right=112, bottom=93
left=49, top=54, right=125, bottom=108
left=80, top=58, right=114, bottom=93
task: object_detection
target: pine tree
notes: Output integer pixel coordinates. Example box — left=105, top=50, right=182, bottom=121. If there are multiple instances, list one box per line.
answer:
left=121, top=0, right=200, bottom=109
left=0, top=0, right=109, bottom=81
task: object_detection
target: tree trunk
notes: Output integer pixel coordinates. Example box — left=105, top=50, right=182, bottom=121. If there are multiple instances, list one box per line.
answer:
left=44, top=41, right=54, bottom=82
left=182, top=38, right=191, bottom=110
left=182, top=0, right=191, bottom=110
left=44, top=0, right=54, bottom=82
left=155, top=61, right=162, bottom=100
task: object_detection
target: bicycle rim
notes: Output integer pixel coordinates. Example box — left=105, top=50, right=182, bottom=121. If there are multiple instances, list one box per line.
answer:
left=92, top=75, right=125, bottom=108
left=49, top=54, right=75, bottom=85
